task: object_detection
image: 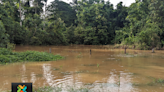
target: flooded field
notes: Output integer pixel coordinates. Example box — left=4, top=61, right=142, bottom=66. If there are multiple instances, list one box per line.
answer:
left=1, top=45, right=164, bottom=92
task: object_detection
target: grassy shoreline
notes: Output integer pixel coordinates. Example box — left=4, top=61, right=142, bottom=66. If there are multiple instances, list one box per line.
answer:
left=0, top=48, right=64, bottom=64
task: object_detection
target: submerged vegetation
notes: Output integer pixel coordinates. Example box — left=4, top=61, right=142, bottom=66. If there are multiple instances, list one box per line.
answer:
left=0, top=48, right=64, bottom=64
left=146, top=78, right=164, bottom=86
left=97, top=63, right=100, bottom=68
left=131, top=76, right=164, bottom=87
left=33, top=86, right=90, bottom=92
left=32, top=77, right=164, bottom=92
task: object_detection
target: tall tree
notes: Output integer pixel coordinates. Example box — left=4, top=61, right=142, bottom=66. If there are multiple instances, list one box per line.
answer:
left=0, top=21, right=9, bottom=47
left=47, top=0, right=77, bottom=27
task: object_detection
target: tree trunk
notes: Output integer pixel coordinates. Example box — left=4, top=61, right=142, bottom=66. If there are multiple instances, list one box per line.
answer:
left=35, top=2, right=38, bottom=14
left=124, top=46, right=127, bottom=54
left=133, top=45, right=135, bottom=49
left=19, top=0, right=22, bottom=26
left=43, top=2, right=47, bottom=30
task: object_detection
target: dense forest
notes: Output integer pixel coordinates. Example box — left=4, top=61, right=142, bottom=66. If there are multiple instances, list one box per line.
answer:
left=0, top=0, right=164, bottom=50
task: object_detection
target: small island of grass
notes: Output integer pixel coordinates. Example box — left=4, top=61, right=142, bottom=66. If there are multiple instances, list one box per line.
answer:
left=0, top=48, right=64, bottom=64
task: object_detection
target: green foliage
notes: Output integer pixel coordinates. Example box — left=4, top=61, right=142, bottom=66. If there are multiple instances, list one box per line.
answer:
left=0, top=2, right=18, bottom=43
left=0, top=0, right=128, bottom=46
left=146, top=78, right=164, bottom=86
left=0, top=55, right=19, bottom=63
left=1, top=0, right=164, bottom=49
left=17, top=51, right=64, bottom=61
left=115, top=0, right=164, bottom=49
left=43, top=18, right=68, bottom=45
left=97, top=63, right=99, bottom=68
left=64, top=25, right=76, bottom=44
left=7, top=43, right=16, bottom=50
left=74, top=25, right=85, bottom=44
left=157, top=78, right=164, bottom=83
left=47, top=0, right=77, bottom=27
left=0, top=48, right=64, bottom=64
left=0, top=21, right=9, bottom=47
left=73, top=0, right=127, bottom=45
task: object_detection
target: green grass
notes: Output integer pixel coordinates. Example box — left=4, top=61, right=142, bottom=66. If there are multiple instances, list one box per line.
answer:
left=0, top=48, right=64, bottom=64
left=97, top=63, right=99, bottom=68
left=33, top=86, right=56, bottom=92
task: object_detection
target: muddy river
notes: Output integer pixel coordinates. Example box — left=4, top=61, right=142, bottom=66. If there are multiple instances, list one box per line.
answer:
left=1, top=45, right=164, bottom=92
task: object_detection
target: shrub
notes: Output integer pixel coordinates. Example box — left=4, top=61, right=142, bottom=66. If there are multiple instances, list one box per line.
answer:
left=0, top=48, right=13, bottom=55
left=0, top=48, right=64, bottom=64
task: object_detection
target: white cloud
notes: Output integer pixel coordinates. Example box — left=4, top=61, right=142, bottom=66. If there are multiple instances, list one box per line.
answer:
left=111, top=0, right=135, bottom=6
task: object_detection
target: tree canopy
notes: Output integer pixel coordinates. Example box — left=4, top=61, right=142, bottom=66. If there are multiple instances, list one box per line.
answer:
left=0, top=0, right=164, bottom=49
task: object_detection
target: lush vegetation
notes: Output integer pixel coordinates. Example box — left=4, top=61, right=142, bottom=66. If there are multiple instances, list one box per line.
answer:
left=0, top=48, right=64, bottom=64
left=0, top=0, right=164, bottom=50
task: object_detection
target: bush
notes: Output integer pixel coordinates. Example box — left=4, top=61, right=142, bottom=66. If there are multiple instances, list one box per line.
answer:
left=0, top=48, right=14, bottom=55
left=18, top=51, right=63, bottom=61
left=135, top=43, right=149, bottom=50
left=0, top=48, right=64, bottom=64
left=0, top=55, right=20, bottom=63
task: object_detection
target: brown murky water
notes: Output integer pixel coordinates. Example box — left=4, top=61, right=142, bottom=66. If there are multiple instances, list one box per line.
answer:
left=1, top=45, right=164, bottom=92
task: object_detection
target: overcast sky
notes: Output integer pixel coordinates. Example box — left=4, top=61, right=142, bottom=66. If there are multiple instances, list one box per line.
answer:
left=47, top=0, right=136, bottom=8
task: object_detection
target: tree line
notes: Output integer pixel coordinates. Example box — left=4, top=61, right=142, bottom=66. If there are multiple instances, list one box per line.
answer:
left=0, top=0, right=164, bottom=50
